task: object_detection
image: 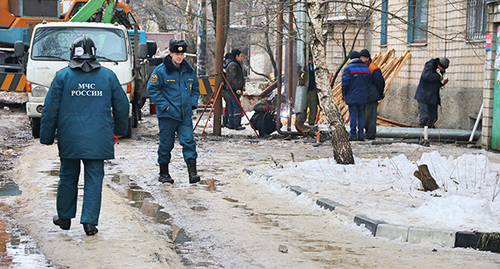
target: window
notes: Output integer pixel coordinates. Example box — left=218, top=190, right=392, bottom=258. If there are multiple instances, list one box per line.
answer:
left=407, top=0, right=428, bottom=43
left=32, top=28, right=127, bottom=62
left=381, top=0, right=388, bottom=46
left=466, top=0, right=487, bottom=40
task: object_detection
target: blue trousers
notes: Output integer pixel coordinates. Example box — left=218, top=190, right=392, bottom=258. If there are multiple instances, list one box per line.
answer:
left=158, top=116, right=197, bottom=164
left=348, top=104, right=365, bottom=139
left=228, top=90, right=242, bottom=128
left=418, top=101, right=438, bottom=128
left=364, top=102, right=378, bottom=139
left=57, top=158, right=104, bottom=225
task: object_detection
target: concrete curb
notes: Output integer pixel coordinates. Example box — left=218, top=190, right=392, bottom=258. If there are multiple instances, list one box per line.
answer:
left=244, top=168, right=500, bottom=253
left=295, top=184, right=500, bottom=252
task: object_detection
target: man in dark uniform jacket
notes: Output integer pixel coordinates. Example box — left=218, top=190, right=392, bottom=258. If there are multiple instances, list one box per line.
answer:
left=147, top=39, right=201, bottom=184
left=41, top=35, right=129, bottom=236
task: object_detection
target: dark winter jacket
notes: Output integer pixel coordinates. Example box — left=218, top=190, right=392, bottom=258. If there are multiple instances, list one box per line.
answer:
left=250, top=98, right=278, bottom=136
left=40, top=66, right=129, bottom=159
left=414, top=58, right=445, bottom=106
left=341, top=58, right=372, bottom=105
left=147, top=55, right=200, bottom=121
left=366, top=59, right=386, bottom=103
left=225, top=59, right=245, bottom=93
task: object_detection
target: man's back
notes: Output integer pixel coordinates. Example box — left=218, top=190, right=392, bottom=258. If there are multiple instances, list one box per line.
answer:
left=341, top=59, right=372, bottom=105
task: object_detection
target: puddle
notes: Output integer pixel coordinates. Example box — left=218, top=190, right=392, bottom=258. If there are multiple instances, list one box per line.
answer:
left=222, top=197, right=239, bottom=203
left=190, top=206, right=208, bottom=212
left=0, top=181, right=22, bottom=196
left=127, top=187, right=154, bottom=209
left=0, top=203, right=52, bottom=268
left=173, top=228, right=192, bottom=244
left=109, top=174, right=172, bottom=225
left=41, top=169, right=59, bottom=177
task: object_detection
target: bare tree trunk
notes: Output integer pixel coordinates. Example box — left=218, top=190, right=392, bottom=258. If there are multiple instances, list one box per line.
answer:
left=414, top=164, right=439, bottom=191
left=308, top=0, right=354, bottom=164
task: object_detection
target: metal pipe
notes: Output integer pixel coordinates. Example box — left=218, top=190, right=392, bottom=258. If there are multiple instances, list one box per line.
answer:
left=469, top=101, right=483, bottom=142
left=276, top=0, right=284, bottom=134
left=287, top=1, right=294, bottom=131
left=196, top=0, right=207, bottom=76
left=293, top=0, right=309, bottom=134
left=317, top=125, right=481, bottom=141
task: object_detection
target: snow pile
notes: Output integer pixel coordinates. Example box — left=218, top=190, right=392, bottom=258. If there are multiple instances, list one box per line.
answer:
left=247, top=150, right=500, bottom=233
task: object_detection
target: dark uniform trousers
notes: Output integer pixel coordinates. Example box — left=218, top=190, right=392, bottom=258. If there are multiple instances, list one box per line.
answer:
left=158, top=116, right=197, bottom=164
left=57, top=158, right=104, bottom=225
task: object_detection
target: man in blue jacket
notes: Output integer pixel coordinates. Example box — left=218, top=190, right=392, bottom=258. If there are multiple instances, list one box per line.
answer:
left=40, top=35, right=129, bottom=236
left=147, top=39, right=201, bottom=184
left=342, top=51, right=372, bottom=141
left=414, top=57, right=450, bottom=128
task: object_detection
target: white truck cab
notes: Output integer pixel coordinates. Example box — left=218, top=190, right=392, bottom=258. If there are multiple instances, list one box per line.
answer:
left=25, top=22, right=149, bottom=138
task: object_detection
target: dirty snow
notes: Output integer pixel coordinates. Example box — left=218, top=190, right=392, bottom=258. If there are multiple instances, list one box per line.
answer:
left=246, top=148, right=500, bottom=233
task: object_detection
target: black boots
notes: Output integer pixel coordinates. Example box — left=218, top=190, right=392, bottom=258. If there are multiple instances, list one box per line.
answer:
left=83, top=223, right=98, bottom=236
left=53, top=215, right=97, bottom=236
left=159, top=161, right=199, bottom=184
left=159, top=163, right=174, bottom=184
left=187, top=159, right=201, bottom=184
left=53, top=215, right=71, bottom=230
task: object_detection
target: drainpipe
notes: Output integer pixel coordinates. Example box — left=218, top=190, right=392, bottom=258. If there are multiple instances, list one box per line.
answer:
left=317, top=125, right=481, bottom=141
left=294, top=0, right=311, bottom=134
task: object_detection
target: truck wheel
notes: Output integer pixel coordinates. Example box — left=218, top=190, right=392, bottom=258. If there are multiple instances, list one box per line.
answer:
left=132, top=101, right=139, bottom=128
left=124, top=117, right=133, bottom=138
left=31, top=118, right=41, bottom=138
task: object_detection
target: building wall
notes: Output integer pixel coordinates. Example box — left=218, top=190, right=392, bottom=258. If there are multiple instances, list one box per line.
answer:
left=483, top=2, right=500, bottom=149
left=338, top=0, right=486, bottom=129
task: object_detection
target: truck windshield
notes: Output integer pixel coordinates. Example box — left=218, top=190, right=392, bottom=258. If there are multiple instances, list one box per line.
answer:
left=31, top=27, right=127, bottom=62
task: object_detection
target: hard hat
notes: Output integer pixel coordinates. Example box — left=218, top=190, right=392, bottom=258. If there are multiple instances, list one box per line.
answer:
left=70, top=35, right=97, bottom=60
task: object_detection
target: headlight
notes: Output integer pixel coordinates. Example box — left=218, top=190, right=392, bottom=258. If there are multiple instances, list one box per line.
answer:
left=32, top=85, right=49, bottom=97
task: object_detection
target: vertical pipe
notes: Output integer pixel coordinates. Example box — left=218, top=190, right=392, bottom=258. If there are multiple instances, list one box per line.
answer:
left=294, top=0, right=308, bottom=132
left=276, top=0, right=284, bottom=132
left=213, top=0, right=226, bottom=135
left=197, top=0, right=207, bottom=76
left=287, top=1, right=294, bottom=131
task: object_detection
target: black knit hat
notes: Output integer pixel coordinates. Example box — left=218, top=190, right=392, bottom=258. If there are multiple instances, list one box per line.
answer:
left=359, top=49, right=371, bottom=58
left=349, top=51, right=360, bottom=59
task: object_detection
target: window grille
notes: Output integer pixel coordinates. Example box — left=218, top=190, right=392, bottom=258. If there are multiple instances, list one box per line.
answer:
left=466, top=0, right=487, bottom=40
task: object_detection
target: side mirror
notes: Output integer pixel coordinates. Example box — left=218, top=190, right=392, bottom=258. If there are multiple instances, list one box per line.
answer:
left=14, top=41, right=25, bottom=58
left=137, top=43, right=147, bottom=59
left=147, top=40, right=157, bottom=57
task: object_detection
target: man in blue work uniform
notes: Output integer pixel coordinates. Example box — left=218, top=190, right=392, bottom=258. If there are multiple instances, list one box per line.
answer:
left=147, top=39, right=201, bottom=184
left=40, top=35, right=129, bottom=236
left=342, top=51, right=372, bottom=141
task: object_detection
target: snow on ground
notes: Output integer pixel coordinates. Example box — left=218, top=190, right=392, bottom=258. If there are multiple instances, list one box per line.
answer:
left=245, top=148, right=500, bottom=233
